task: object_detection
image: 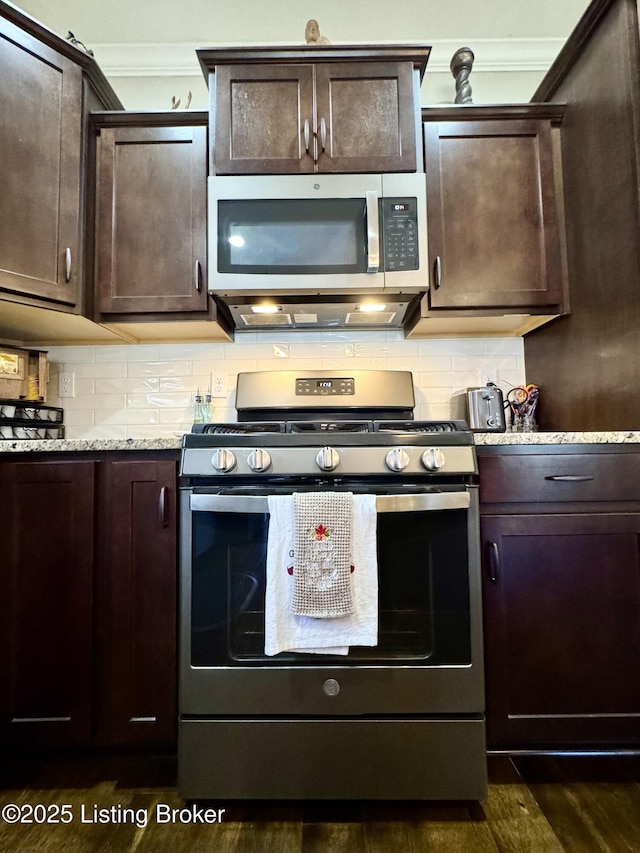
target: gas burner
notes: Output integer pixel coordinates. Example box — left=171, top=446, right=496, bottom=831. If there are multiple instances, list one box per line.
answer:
left=192, top=422, right=285, bottom=435
left=288, top=421, right=373, bottom=433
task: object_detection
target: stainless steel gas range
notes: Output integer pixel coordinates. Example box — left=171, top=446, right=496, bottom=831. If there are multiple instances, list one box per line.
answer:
left=178, top=370, right=487, bottom=801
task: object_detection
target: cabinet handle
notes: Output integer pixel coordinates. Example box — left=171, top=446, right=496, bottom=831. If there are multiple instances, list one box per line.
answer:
left=303, top=119, right=310, bottom=155
left=487, top=541, right=500, bottom=584
left=159, top=486, right=169, bottom=528
left=544, top=475, right=595, bottom=482
left=12, top=716, right=71, bottom=723
left=194, top=259, right=202, bottom=293
left=65, top=248, right=72, bottom=283
left=319, top=116, right=327, bottom=153
left=433, top=255, right=442, bottom=289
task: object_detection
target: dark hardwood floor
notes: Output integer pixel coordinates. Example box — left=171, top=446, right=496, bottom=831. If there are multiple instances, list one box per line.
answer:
left=0, top=753, right=639, bottom=851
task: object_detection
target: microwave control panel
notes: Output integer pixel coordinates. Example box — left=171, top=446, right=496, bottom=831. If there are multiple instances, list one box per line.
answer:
left=381, top=198, right=419, bottom=272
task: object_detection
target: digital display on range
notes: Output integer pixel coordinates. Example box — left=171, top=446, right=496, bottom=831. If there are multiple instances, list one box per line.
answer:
left=295, top=377, right=355, bottom=396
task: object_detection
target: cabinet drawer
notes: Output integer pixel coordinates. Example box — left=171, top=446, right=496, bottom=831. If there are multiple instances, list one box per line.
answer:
left=478, top=451, right=640, bottom=504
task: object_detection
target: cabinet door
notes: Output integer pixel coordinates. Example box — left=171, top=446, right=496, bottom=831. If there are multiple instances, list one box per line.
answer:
left=482, top=513, right=640, bottom=748
left=424, top=120, right=563, bottom=309
left=96, top=460, right=177, bottom=745
left=214, top=64, right=315, bottom=174
left=96, top=125, right=209, bottom=313
left=315, top=62, right=417, bottom=172
left=0, top=19, right=82, bottom=305
left=0, top=461, right=95, bottom=747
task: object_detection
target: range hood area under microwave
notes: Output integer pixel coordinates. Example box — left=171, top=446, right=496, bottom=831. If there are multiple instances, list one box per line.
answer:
left=207, top=173, right=428, bottom=331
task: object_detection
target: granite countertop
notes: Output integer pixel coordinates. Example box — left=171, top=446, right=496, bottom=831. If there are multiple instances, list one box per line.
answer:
left=0, top=437, right=184, bottom=453
left=1, top=432, right=640, bottom=453
left=473, top=431, right=640, bottom=445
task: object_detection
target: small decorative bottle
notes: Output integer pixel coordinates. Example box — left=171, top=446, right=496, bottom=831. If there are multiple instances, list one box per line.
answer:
left=202, top=391, right=212, bottom=423
left=193, top=391, right=205, bottom=425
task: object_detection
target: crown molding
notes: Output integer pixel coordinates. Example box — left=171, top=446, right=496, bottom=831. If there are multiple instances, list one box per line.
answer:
left=92, top=37, right=565, bottom=78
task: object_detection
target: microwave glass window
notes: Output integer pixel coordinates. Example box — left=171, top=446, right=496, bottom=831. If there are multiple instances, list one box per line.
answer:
left=218, top=199, right=367, bottom=275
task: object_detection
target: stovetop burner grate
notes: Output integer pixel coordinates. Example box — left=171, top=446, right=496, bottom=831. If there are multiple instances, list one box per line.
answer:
left=375, top=420, right=467, bottom=434
left=192, top=422, right=285, bottom=435
left=189, top=419, right=470, bottom=437
left=288, top=421, right=373, bottom=433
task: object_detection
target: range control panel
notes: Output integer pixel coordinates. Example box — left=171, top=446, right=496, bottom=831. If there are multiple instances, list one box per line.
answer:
left=295, top=377, right=355, bottom=396
left=381, top=197, right=419, bottom=271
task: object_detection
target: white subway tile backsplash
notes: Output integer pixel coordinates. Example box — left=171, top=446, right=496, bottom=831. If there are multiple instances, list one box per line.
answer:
left=95, top=409, right=160, bottom=425
left=66, top=362, right=127, bottom=379
left=94, top=345, right=161, bottom=362
left=418, top=338, right=485, bottom=356
left=46, top=336, right=526, bottom=438
left=63, top=393, right=126, bottom=410
left=66, top=424, right=127, bottom=440
left=126, top=392, right=192, bottom=409
left=95, top=377, right=160, bottom=394
left=127, top=361, right=192, bottom=378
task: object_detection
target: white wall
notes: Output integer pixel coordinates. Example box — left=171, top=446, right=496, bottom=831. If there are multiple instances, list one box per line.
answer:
left=45, top=334, right=525, bottom=439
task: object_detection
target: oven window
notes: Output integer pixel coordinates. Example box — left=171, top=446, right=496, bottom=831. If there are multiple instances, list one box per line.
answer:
left=217, top=198, right=367, bottom=275
left=189, top=507, right=471, bottom=667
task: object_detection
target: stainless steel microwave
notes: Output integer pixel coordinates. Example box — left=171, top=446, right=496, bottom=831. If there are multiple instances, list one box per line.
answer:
left=207, top=173, right=428, bottom=295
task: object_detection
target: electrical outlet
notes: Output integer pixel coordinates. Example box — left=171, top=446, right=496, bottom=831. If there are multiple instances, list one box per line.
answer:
left=485, top=368, right=498, bottom=386
left=211, top=375, right=226, bottom=398
left=58, top=371, right=75, bottom=398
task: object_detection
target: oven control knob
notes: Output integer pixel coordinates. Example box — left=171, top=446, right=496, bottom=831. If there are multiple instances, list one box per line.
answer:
left=385, top=448, right=410, bottom=472
left=210, top=448, right=237, bottom=473
left=421, top=447, right=446, bottom=471
left=248, top=448, right=272, bottom=472
left=316, top=446, right=340, bottom=471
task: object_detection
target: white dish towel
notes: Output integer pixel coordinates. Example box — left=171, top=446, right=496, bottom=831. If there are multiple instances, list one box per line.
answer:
left=265, top=493, right=378, bottom=656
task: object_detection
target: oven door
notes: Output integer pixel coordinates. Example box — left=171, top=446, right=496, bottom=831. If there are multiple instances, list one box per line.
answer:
left=180, top=486, right=484, bottom=716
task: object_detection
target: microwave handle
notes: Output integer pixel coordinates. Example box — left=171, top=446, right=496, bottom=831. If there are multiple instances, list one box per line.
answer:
left=365, top=190, right=380, bottom=273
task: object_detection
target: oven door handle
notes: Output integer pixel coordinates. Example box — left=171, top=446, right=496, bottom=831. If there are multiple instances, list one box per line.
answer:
left=189, top=491, right=470, bottom=514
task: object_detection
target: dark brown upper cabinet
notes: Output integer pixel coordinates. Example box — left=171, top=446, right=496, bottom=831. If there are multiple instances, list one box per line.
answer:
left=1, top=19, right=82, bottom=307
left=95, top=118, right=209, bottom=314
left=410, top=106, right=567, bottom=336
left=198, top=45, right=430, bottom=175
left=0, top=4, right=121, bottom=313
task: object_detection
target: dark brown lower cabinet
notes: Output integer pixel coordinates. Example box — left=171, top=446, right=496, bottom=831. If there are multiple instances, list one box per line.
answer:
left=0, top=460, right=95, bottom=746
left=0, top=454, right=178, bottom=751
left=479, top=447, right=640, bottom=750
left=96, top=459, right=177, bottom=746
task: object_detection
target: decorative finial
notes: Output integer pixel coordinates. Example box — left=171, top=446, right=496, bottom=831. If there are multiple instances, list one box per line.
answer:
left=66, top=31, right=94, bottom=57
left=450, top=47, right=474, bottom=104
left=171, top=91, right=192, bottom=110
left=305, top=19, right=331, bottom=45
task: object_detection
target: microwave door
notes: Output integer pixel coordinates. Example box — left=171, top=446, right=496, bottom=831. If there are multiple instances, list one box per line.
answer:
left=208, top=175, right=385, bottom=294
